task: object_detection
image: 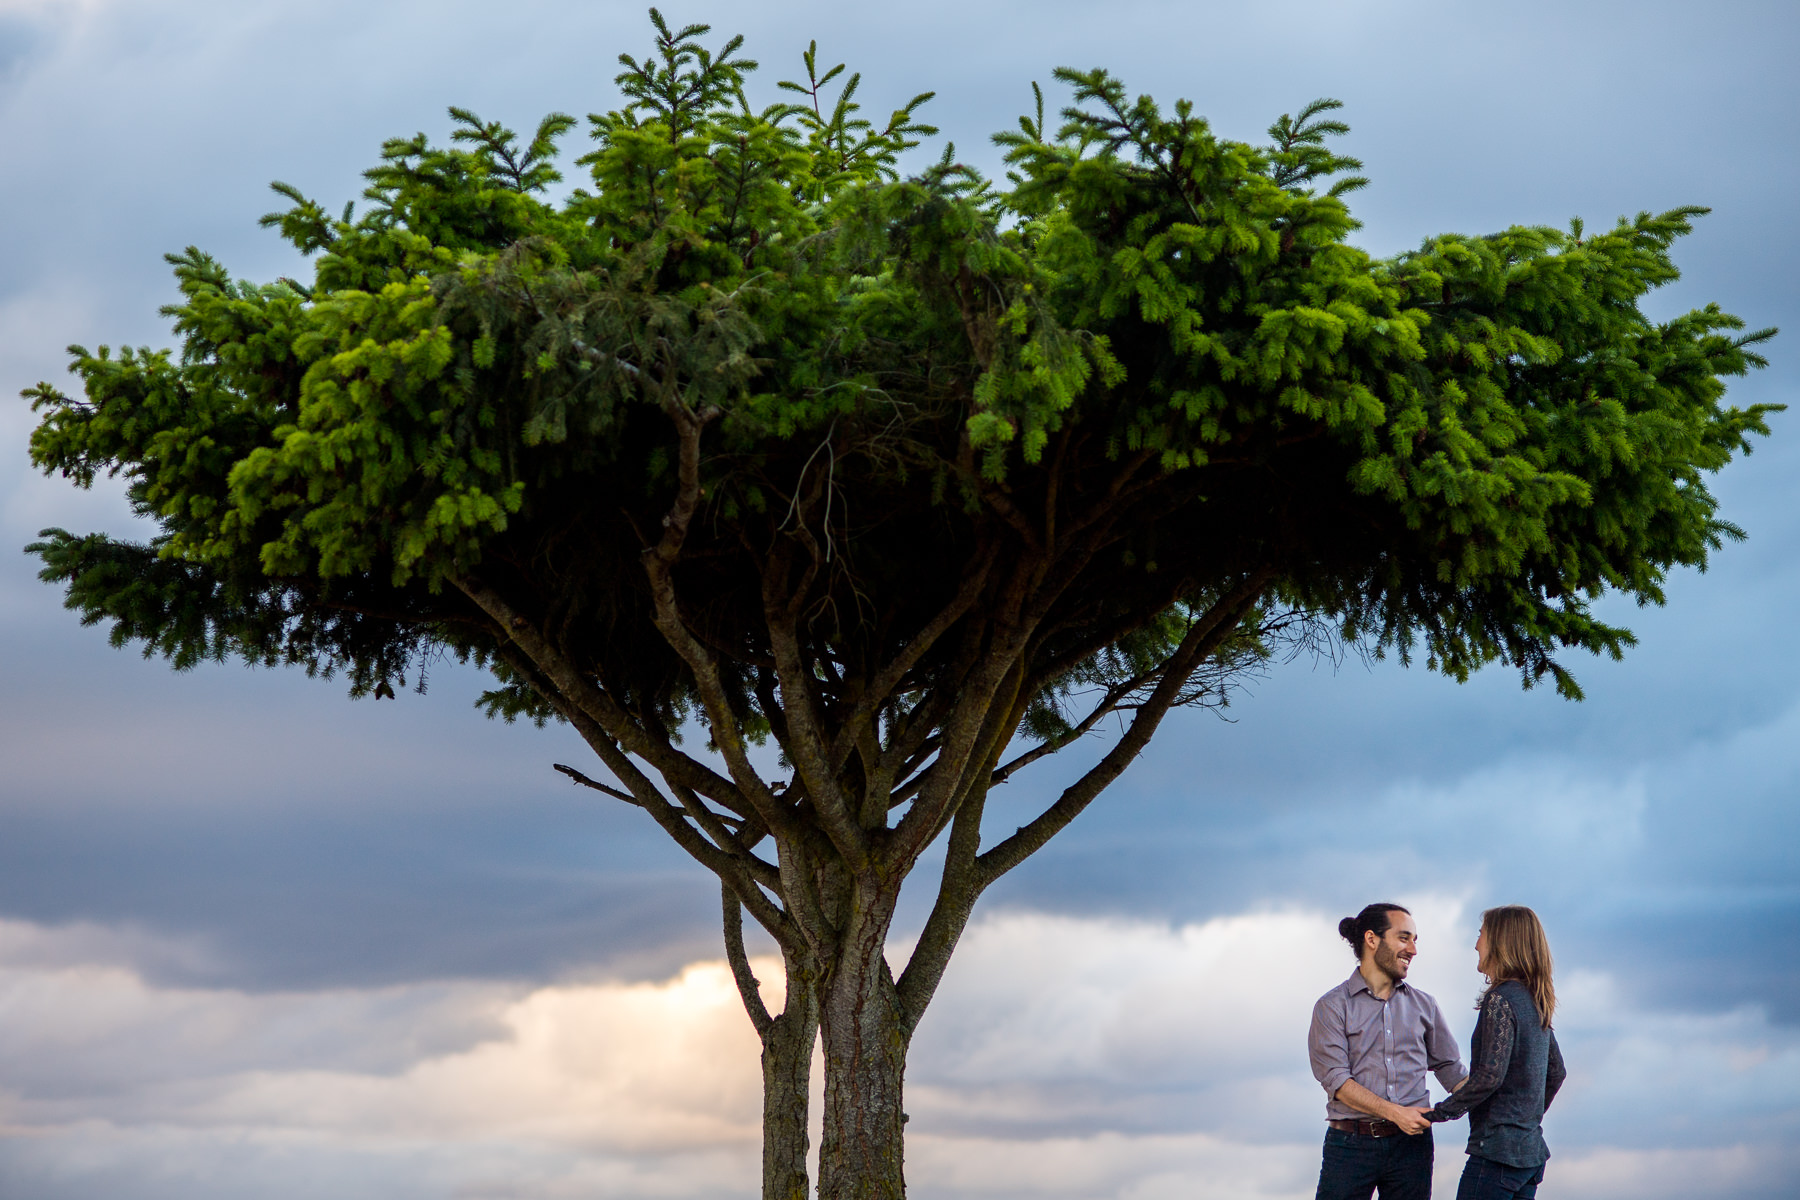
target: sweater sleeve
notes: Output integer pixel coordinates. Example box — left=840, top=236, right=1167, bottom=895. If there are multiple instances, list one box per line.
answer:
left=1428, top=991, right=1515, bottom=1123
left=1543, top=1030, right=1566, bottom=1112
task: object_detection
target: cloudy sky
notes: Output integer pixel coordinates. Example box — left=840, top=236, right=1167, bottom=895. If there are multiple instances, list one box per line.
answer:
left=2, top=1, right=1797, bottom=1197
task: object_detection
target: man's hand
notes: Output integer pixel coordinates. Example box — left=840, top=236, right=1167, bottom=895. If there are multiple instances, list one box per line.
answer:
left=1332, top=1080, right=1434, bottom=1135
left=1339, top=1079, right=1432, bottom=1137
left=1388, top=1106, right=1431, bottom=1136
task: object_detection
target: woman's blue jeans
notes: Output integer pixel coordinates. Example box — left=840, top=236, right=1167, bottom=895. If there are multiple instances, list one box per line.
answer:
left=1453, top=1154, right=1545, bottom=1200
left=1314, top=1127, right=1434, bottom=1200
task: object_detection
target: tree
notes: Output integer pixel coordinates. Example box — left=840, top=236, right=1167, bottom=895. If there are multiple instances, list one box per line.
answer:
left=23, top=11, right=1779, bottom=1199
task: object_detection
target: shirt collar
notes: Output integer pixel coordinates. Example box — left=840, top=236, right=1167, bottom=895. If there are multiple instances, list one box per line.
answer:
left=1346, top=968, right=1410, bottom=997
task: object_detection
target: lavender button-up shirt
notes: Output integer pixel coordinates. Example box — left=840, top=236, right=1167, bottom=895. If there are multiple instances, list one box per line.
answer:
left=1308, top=969, right=1469, bottom=1120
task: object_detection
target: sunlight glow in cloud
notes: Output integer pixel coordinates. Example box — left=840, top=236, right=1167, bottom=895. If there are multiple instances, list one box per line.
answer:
left=5, top=904, right=1796, bottom=1199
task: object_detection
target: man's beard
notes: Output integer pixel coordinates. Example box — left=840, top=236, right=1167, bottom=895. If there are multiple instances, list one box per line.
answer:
left=1375, top=942, right=1409, bottom=979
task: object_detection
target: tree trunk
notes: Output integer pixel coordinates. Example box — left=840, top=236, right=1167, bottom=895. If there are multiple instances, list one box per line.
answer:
left=761, top=984, right=817, bottom=1200
left=816, top=893, right=909, bottom=1200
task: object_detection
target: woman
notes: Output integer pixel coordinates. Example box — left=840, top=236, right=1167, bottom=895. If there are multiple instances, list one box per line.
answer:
left=1426, top=906, right=1567, bottom=1200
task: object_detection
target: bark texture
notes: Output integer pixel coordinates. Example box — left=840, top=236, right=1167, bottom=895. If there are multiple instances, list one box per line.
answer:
left=456, top=403, right=1275, bottom=1200
left=761, top=990, right=818, bottom=1200
left=723, top=886, right=819, bottom=1200
left=816, top=892, right=908, bottom=1200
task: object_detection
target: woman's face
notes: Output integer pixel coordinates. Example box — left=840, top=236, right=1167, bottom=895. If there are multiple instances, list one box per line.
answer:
left=1475, top=926, right=1489, bottom=975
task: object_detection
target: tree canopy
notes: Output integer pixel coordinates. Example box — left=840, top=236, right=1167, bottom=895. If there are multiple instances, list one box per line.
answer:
left=23, top=11, right=1779, bottom=1199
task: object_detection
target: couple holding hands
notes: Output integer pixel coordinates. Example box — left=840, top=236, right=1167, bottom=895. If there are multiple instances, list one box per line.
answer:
left=1308, top=904, right=1564, bottom=1200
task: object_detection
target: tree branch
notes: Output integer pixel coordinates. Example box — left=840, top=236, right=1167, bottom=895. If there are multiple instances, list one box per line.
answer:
left=977, top=481, right=1042, bottom=551
left=889, top=592, right=1034, bottom=864
left=639, top=400, right=796, bottom=817
left=723, top=882, right=774, bottom=1036
left=989, top=662, right=1164, bottom=787
left=555, top=745, right=775, bottom=896
left=924, top=661, right=1032, bottom=851
left=554, top=762, right=639, bottom=804
left=456, top=575, right=762, bottom=824
left=1053, top=447, right=1157, bottom=547
left=880, top=604, right=990, bottom=776
left=567, top=705, right=796, bottom=947
left=892, top=680, right=1024, bottom=1033
left=761, top=538, right=871, bottom=862
left=473, top=616, right=803, bottom=951
left=672, top=778, right=785, bottom=893
left=832, top=550, right=994, bottom=776
left=885, top=735, right=942, bottom=811
left=974, top=571, right=1271, bottom=886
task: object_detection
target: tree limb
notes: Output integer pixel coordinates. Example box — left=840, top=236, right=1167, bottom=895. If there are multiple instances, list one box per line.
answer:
left=672, top=778, right=785, bottom=894
left=566, top=703, right=797, bottom=948
left=761, top=538, right=872, bottom=862
left=457, top=575, right=761, bottom=824
left=476, top=619, right=803, bottom=951
left=831, top=550, right=994, bottom=776
left=723, top=882, right=774, bottom=1036
left=975, top=570, right=1271, bottom=886
left=989, top=662, right=1165, bottom=786
left=893, top=687, right=1018, bottom=1033
left=554, top=762, right=639, bottom=804
left=889, top=586, right=1034, bottom=864
left=637, top=399, right=800, bottom=833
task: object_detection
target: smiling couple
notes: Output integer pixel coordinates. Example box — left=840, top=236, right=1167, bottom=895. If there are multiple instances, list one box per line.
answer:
left=1307, top=904, right=1566, bottom=1200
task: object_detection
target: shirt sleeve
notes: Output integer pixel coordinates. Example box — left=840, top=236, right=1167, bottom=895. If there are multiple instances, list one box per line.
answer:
left=1425, top=991, right=1470, bottom=1092
left=1428, top=991, right=1514, bottom=1123
left=1544, top=1029, right=1566, bottom=1112
left=1309, top=992, right=1353, bottom=1099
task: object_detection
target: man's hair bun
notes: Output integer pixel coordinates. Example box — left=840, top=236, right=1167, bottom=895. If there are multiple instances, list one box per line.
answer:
left=1338, top=903, right=1411, bottom=959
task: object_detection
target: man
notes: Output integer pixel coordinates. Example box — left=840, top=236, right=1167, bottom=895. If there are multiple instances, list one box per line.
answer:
left=1309, top=903, right=1468, bottom=1200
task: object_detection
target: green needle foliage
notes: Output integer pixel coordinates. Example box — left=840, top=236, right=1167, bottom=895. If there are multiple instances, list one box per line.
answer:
left=21, top=11, right=1779, bottom=1198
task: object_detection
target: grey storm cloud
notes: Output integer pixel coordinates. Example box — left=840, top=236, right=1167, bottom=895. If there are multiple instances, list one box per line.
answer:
left=2, top=1, right=1797, bottom=1197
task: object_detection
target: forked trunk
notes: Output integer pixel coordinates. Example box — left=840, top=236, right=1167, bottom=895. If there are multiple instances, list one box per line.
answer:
left=816, top=899, right=909, bottom=1200
left=760, top=993, right=817, bottom=1200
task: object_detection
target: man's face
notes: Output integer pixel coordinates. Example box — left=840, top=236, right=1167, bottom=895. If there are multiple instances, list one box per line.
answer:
left=1365, top=912, right=1419, bottom=979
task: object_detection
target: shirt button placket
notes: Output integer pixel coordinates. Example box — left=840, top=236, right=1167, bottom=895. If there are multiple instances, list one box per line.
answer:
left=1382, top=1001, right=1391, bottom=1096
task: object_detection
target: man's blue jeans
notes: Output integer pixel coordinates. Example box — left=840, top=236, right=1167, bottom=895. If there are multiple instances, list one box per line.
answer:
left=1315, top=1127, right=1434, bottom=1200
left=1453, top=1155, right=1544, bottom=1200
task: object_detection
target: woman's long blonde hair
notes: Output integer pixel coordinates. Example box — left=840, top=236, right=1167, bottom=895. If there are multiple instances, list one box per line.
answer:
left=1481, top=905, right=1555, bottom=1028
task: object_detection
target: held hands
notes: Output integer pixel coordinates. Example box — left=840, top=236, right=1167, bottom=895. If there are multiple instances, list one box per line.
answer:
left=1331, top=1081, right=1434, bottom=1136
left=1389, top=1106, right=1432, bottom=1136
